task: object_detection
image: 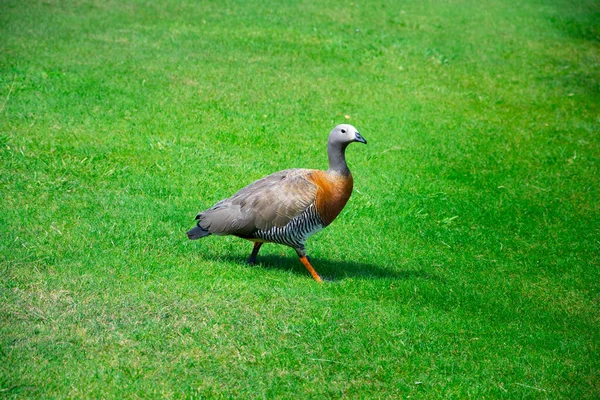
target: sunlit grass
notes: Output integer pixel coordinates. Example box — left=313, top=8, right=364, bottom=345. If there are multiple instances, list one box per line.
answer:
left=1, top=0, right=599, bottom=397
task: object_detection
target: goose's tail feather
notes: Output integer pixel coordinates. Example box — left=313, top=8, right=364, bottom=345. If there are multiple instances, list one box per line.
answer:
left=186, top=225, right=211, bottom=240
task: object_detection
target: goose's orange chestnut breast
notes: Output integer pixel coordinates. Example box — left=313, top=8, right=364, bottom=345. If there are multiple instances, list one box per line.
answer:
left=307, top=170, right=354, bottom=226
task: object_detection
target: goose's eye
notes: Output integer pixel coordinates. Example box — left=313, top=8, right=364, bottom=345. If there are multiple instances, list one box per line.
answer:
left=341, top=129, right=346, bottom=133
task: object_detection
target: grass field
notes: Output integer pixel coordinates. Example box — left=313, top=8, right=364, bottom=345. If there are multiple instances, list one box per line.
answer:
left=1, top=0, right=599, bottom=398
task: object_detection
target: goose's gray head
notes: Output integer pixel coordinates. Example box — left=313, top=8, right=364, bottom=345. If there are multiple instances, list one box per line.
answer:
left=328, top=124, right=367, bottom=147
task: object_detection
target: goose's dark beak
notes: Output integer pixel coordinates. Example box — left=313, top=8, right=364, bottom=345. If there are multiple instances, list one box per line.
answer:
left=354, top=132, right=367, bottom=144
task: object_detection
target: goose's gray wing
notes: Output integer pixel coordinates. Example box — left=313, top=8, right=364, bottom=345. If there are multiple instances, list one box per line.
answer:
left=196, top=169, right=318, bottom=236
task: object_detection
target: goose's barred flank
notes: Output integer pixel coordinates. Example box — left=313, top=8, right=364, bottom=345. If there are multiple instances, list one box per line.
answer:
left=251, top=204, right=325, bottom=249
left=187, top=124, right=367, bottom=282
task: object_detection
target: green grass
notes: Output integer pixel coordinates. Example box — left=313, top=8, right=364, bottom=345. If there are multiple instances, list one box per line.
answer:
left=1, top=0, right=599, bottom=397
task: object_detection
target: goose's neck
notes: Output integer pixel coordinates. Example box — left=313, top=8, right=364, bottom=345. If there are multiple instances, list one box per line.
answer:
left=327, top=141, right=351, bottom=176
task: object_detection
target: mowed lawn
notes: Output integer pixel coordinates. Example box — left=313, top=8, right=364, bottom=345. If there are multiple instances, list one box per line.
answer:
left=1, top=0, right=599, bottom=398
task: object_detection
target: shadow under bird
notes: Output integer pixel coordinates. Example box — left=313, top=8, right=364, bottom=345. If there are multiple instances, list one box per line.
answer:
left=186, top=124, right=367, bottom=282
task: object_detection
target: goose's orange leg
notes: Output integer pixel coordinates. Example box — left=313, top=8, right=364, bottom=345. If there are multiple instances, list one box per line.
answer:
left=299, top=256, right=323, bottom=283
left=248, top=242, right=263, bottom=265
